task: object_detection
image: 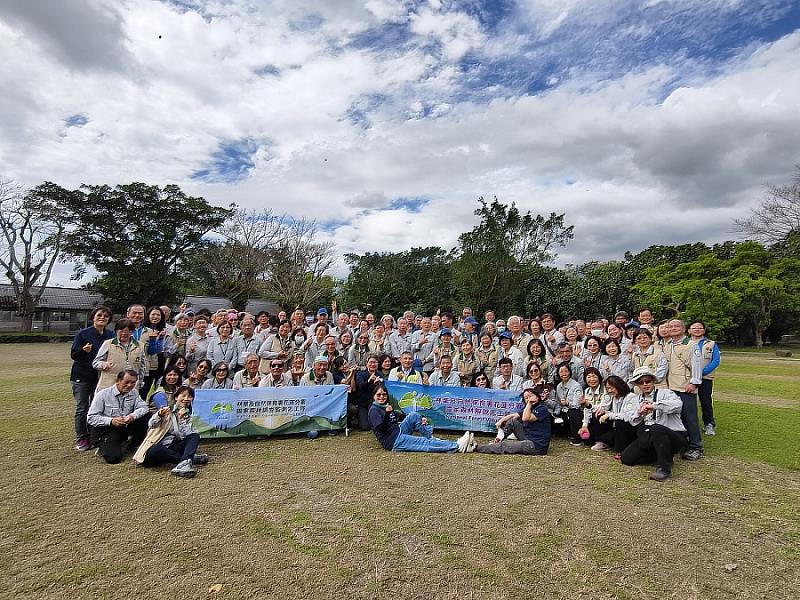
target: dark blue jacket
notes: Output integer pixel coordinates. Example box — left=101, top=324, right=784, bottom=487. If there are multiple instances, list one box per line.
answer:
left=368, top=401, right=400, bottom=450
left=70, top=326, right=113, bottom=384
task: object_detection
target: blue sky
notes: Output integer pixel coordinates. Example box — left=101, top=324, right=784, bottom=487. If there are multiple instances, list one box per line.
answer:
left=0, top=0, right=799, bottom=284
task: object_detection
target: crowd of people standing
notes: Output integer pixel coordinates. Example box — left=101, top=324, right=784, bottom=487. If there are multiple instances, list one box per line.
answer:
left=71, top=301, right=720, bottom=481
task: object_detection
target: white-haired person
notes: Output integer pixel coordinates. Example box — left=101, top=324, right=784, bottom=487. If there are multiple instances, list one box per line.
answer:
left=620, top=366, right=688, bottom=481
left=233, top=353, right=262, bottom=389
left=300, top=355, right=334, bottom=386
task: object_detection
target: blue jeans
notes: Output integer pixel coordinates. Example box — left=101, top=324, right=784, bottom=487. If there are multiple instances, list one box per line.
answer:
left=71, top=380, right=94, bottom=442
left=677, top=391, right=703, bottom=451
left=391, top=412, right=458, bottom=453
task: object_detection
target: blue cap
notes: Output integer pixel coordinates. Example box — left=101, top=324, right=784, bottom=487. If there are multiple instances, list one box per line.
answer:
left=317, top=307, right=328, bottom=315
left=464, top=316, right=478, bottom=325
left=499, top=330, right=513, bottom=340
left=439, top=328, right=452, bottom=337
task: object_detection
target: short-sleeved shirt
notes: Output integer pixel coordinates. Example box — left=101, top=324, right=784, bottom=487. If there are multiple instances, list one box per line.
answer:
left=519, top=400, right=551, bottom=452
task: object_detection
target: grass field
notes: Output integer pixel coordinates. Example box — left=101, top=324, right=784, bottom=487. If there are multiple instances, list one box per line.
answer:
left=0, top=344, right=798, bottom=599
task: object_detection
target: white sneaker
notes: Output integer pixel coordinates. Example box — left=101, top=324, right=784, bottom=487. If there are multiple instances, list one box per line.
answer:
left=553, top=417, right=564, bottom=425
left=465, top=432, right=476, bottom=453
left=494, top=428, right=506, bottom=442
left=591, top=441, right=609, bottom=451
left=456, top=431, right=471, bottom=453
left=171, top=458, right=197, bottom=478
left=704, top=424, right=716, bottom=436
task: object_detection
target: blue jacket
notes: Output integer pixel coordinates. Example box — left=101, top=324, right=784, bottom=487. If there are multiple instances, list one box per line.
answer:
left=70, top=326, right=113, bottom=384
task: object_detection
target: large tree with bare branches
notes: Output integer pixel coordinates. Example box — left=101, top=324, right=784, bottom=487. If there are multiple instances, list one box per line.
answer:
left=735, top=166, right=800, bottom=246
left=261, top=218, right=336, bottom=310
left=197, top=208, right=286, bottom=310
left=0, top=180, right=70, bottom=332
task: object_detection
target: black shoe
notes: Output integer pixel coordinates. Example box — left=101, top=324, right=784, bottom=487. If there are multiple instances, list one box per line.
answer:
left=649, top=467, right=671, bottom=481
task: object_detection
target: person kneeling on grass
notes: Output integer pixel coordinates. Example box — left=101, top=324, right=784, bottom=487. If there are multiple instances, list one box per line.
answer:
left=620, top=366, right=688, bottom=482
left=473, top=386, right=551, bottom=456
left=133, top=385, right=208, bottom=478
left=368, top=386, right=474, bottom=453
left=87, top=369, right=150, bottom=464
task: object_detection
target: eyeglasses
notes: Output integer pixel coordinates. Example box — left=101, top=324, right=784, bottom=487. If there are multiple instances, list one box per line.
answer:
left=270, top=364, right=283, bottom=368
left=215, top=369, right=228, bottom=373
left=375, top=392, right=388, bottom=397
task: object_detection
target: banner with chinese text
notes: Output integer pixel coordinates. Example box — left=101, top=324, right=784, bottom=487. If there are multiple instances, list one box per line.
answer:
left=384, top=381, right=522, bottom=433
left=192, top=385, right=348, bottom=439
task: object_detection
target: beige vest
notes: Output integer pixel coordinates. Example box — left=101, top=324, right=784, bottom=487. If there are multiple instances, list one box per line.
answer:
left=666, top=339, right=694, bottom=392
left=700, top=339, right=717, bottom=380
left=259, top=335, right=291, bottom=374
left=96, top=339, right=145, bottom=392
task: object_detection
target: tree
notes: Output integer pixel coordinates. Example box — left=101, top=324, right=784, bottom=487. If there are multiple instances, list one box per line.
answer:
left=0, top=180, right=70, bottom=332
left=566, top=261, right=630, bottom=319
left=727, top=242, right=799, bottom=347
left=261, top=218, right=335, bottom=310
left=195, top=208, right=284, bottom=310
left=632, top=242, right=800, bottom=344
left=632, top=253, right=739, bottom=339
left=342, top=247, right=454, bottom=315
left=734, top=165, right=800, bottom=245
left=51, top=182, right=231, bottom=312
left=452, top=197, right=574, bottom=315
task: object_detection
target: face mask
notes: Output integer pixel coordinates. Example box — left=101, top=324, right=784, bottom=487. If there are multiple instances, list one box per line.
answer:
left=591, top=329, right=603, bottom=337
left=497, top=326, right=506, bottom=333
left=294, top=335, right=305, bottom=345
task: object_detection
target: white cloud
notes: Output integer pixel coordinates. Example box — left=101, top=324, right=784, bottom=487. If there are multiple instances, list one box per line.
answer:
left=0, top=0, right=798, bottom=289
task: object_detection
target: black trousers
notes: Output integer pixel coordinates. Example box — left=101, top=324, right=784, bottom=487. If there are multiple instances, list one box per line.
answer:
left=698, top=379, right=715, bottom=426
left=142, top=433, right=201, bottom=467
left=588, top=416, right=612, bottom=444
left=348, top=403, right=370, bottom=430
left=620, top=424, right=688, bottom=472
left=566, top=408, right=584, bottom=442
left=91, top=415, right=150, bottom=464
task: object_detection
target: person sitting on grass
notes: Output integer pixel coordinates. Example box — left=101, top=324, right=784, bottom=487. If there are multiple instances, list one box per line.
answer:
left=368, top=386, right=474, bottom=453
left=87, top=369, right=150, bottom=464
left=620, top=366, right=688, bottom=481
left=133, top=385, right=208, bottom=478
left=474, top=386, right=551, bottom=456
left=591, top=375, right=638, bottom=458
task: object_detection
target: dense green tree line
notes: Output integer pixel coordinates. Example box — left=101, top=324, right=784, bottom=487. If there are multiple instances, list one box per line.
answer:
left=341, top=199, right=799, bottom=346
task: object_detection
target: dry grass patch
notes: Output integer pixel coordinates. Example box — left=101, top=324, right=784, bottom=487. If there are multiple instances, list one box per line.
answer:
left=0, top=344, right=798, bottom=599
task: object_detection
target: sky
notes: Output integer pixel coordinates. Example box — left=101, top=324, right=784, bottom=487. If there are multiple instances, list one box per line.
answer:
left=1, top=0, right=799, bottom=286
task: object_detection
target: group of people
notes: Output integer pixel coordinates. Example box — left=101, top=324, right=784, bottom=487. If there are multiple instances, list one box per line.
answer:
left=71, top=302, right=720, bottom=481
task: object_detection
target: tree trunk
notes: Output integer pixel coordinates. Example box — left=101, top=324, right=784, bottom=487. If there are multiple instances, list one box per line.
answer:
left=20, top=313, right=33, bottom=333
left=754, top=323, right=763, bottom=348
